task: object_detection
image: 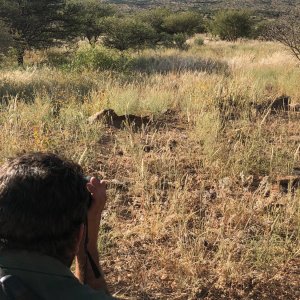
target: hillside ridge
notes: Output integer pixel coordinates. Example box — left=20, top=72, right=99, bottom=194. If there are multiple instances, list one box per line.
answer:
left=103, top=0, right=298, bottom=13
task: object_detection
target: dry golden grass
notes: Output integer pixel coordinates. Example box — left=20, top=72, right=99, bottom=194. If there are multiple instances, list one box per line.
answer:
left=0, top=40, right=299, bottom=299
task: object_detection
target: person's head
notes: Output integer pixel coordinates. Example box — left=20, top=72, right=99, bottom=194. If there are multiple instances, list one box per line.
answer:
left=0, top=152, right=89, bottom=266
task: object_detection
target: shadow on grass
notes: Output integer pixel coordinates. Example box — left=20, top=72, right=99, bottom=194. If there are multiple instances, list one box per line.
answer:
left=0, top=77, right=97, bottom=104
left=130, top=54, right=229, bottom=75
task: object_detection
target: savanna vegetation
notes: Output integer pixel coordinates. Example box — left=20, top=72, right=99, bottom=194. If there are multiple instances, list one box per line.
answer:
left=0, top=1, right=300, bottom=299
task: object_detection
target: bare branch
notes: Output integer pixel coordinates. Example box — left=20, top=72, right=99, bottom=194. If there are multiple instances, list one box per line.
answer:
left=264, top=9, right=300, bottom=62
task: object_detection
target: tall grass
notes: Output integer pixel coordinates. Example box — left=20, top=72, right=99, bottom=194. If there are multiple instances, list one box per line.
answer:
left=0, top=39, right=299, bottom=299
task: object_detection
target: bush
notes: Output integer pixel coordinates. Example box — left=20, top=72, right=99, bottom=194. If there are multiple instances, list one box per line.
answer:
left=162, top=11, right=205, bottom=35
left=194, top=37, right=204, bottom=46
left=45, top=50, right=72, bottom=67
left=209, top=10, right=254, bottom=41
left=0, top=48, right=18, bottom=68
left=156, top=33, right=189, bottom=50
left=0, top=21, right=14, bottom=54
left=71, top=45, right=130, bottom=71
left=250, top=21, right=266, bottom=39
left=102, top=17, right=157, bottom=51
left=172, top=33, right=189, bottom=50
left=136, top=8, right=169, bottom=33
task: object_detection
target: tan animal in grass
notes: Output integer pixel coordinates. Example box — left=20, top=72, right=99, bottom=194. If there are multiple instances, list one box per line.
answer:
left=88, top=109, right=152, bottom=129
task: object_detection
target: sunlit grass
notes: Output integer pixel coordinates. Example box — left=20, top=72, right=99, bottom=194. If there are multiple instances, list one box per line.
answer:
left=0, top=39, right=299, bottom=299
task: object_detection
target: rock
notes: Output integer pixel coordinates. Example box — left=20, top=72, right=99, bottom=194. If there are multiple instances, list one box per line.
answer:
left=219, top=177, right=233, bottom=189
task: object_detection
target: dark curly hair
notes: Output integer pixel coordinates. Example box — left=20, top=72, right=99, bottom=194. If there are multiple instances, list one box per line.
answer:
left=0, top=152, right=89, bottom=266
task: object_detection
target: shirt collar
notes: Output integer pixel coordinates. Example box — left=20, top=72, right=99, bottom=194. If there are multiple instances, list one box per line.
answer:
left=0, top=251, right=75, bottom=279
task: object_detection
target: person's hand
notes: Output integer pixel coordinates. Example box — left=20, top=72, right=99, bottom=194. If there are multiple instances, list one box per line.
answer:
left=76, top=177, right=109, bottom=292
left=86, top=177, right=107, bottom=217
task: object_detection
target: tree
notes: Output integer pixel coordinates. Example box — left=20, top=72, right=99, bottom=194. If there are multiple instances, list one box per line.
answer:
left=160, top=11, right=205, bottom=50
left=162, top=11, right=205, bottom=35
left=209, top=10, right=254, bottom=41
left=102, top=17, right=157, bottom=51
left=264, top=9, right=300, bottom=62
left=135, top=9, right=169, bottom=48
left=136, top=10, right=205, bottom=50
left=0, top=0, right=67, bottom=65
left=136, top=8, right=170, bottom=34
left=65, top=0, right=115, bottom=44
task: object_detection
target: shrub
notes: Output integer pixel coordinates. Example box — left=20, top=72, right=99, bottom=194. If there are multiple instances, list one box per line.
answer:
left=172, top=33, right=189, bottom=50
left=157, top=33, right=190, bottom=50
left=136, top=8, right=170, bottom=33
left=209, top=10, right=254, bottom=41
left=0, top=48, right=18, bottom=69
left=71, top=45, right=130, bottom=71
left=102, top=17, right=157, bottom=51
left=251, top=20, right=271, bottom=39
left=162, top=11, right=205, bottom=35
left=0, top=21, right=14, bottom=54
left=45, top=50, right=72, bottom=67
left=194, top=37, right=204, bottom=46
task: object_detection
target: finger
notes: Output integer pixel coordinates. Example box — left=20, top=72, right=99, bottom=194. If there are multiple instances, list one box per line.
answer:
left=86, top=183, right=96, bottom=194
left=87, top=178, right=106, bottom=193
left=91, top=177, right=107, bottom=187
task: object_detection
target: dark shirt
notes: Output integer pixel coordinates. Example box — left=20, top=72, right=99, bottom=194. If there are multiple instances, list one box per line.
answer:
left=0, top=251, right=114, bottom=300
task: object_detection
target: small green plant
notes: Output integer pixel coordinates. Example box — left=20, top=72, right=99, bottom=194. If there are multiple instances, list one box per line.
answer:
left=172, top=33, right=189, bottom=50
left=194, top=37, right=204, bottom=46
left=71, top=45, right=130, bottom=71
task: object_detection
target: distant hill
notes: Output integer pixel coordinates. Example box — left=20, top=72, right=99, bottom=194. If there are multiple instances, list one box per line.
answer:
left=103, top=0, right=298, bottom=15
